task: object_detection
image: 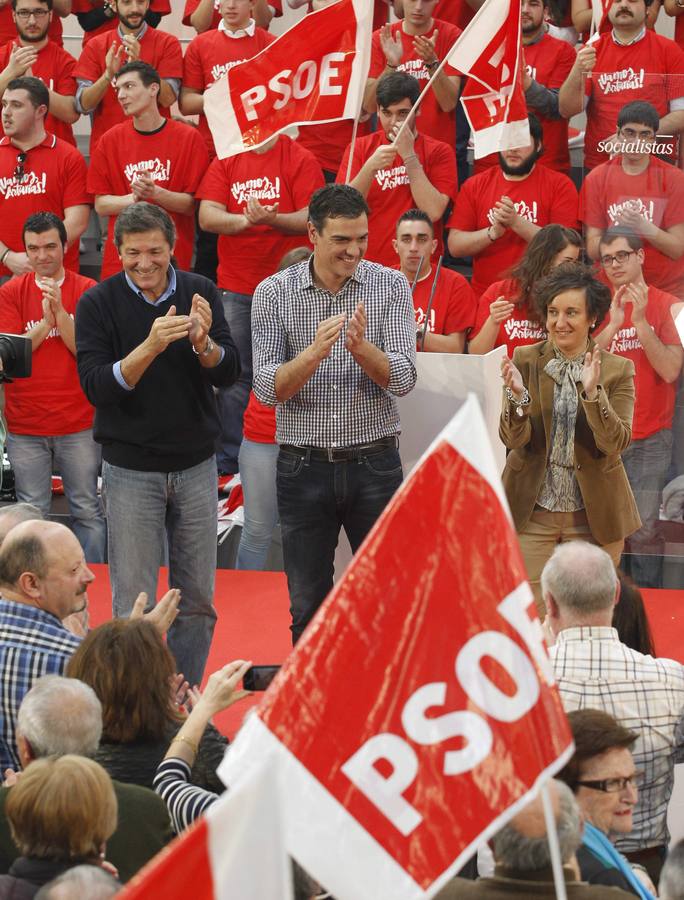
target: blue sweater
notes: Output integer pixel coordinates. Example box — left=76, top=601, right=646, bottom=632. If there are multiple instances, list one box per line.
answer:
left=75, top=269, right=240, bottom=472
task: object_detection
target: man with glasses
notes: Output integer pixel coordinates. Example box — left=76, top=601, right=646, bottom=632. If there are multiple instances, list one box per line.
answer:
left=593, top=226, right=683, bottom=588
left=544, top=541, right=684, bottom=884
left=0, top=75, right=89, bottom=280
left=0, top=0, right=78, bottom=145
left=580, top=100, right=684, bottom=299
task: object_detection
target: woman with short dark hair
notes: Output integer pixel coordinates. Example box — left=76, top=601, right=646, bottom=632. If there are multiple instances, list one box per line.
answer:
left=500, top=262, right=640, bottom=614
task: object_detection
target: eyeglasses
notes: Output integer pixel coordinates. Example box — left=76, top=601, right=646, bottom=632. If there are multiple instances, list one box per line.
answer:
left=600, top=250, right=636, bottom=268
left=576, top=771, right=643, bottom=793
left=14, top=152, right=26, bottom=183
left=14, top=8, right=50, bottom=18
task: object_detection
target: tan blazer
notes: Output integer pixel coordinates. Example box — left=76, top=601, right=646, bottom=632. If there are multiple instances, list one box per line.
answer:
left=499, top=339, right=641, bottom=545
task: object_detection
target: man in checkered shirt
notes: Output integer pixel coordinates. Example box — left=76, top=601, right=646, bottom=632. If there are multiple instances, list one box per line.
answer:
left=544, top=540, right=684, bottom=885
left=252, top=184, right=417, bottom=643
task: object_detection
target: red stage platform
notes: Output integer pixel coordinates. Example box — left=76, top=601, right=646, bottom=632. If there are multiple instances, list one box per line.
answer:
left=85, top=565, right=684, bottom=739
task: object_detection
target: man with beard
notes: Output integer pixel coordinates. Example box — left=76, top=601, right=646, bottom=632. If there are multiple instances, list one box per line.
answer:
left=0, top=0, right=78, bottom=145
left=74, top=0, right=182, bottom=154
left=447, top=113, right=578, bottom=299
left=559, top=0, right=684, bottom=172
left=339, top=71, right=455, bottom=268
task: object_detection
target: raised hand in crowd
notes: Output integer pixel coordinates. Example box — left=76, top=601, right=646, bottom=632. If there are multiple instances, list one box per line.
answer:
left=5, top=44, right=38, bottom=79
left=130, top=587, right=181, bottom=635
left=345, top=302, right=366, bottom=354
left=121, top=32, right=142, bottom=62
left=144, top=305, right=192, bottom=355
left=413, top=29, right=439, bottom=67
left=488, top=296, right=516, bottom=325
left=619, top=280, right=649, bottom=324
left=501, top=354, right=525, bottom=400
left=243, top=196, right=279, bottom=226
left=391, top=118, right=416, bottom=161
left=312, top=314, right=346, bottom=361
left=379, top=22, right=403, bottom=68
left=606, top=285, right=627, bottom=333
left=104, top=41, right=126, bottom=81
left=581, top=344, right=602, bottom=400
left=188, top=292, right=212, bottom=349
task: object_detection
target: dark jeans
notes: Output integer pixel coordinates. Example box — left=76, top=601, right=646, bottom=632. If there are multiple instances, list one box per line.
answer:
left=216, top=290, right=252, bottom=473
left=277, top=443, right=403, bottom=644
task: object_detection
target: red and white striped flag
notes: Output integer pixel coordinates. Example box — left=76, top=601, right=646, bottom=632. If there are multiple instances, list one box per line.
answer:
left=120, top=395, right=573, bottom=899
left=447, top=0, right=529, bottom=158
left=204, top=0, right=372, bottom=159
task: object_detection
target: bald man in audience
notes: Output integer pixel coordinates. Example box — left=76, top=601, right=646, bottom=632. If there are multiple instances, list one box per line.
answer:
left=0, top=519, right=178, bottom=771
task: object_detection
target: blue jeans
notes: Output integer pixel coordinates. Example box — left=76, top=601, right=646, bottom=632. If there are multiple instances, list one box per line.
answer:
left=6, top=429, right=106, bottom=563
left=622, top=428, right=673, bottom=589
left=236, top=438, right=279, bottom=571
left=276, top=443, right=403, bottom=644
left=102, top=457, right=218, bottom=687
left=216, top=290, right=252, bottom=474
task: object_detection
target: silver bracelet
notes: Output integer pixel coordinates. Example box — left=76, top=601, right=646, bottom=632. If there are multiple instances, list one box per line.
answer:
left=505, top=386, right=530, bottom=407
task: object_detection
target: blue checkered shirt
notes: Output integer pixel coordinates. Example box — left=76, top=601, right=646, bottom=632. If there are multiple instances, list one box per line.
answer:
left=551, top=626, right=684, bottom=852
left=0, top=598, right=81, bottom=770
left=252, top=259, right=417, bottom=447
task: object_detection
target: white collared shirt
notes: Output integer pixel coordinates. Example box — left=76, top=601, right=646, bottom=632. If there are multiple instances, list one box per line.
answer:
left=218, top=17, right=256, bottom=38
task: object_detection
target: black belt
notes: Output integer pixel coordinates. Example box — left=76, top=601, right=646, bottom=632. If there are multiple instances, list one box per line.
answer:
left=281, top=436, right=398, bottom=463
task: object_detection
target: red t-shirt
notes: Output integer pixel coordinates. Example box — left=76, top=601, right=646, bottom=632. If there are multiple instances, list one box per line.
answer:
left=298, top=119, right=372, bottom=175
left=579, top=156, right=684, bottom=297
left=72, top=0, right=170, bottom=46
left=0, top=134, right=90, bottom=276
left=182, top=0, right=283, bottom=30
left=243, top=390, right=276, bottom=443
left=338, top=131, right=456, bottom=268
left=410, top=265, right=476, bottom=340
left=0, top=6, right=62, bottom=48
left=0, top=270, right=96, bottom=435
left=0, top=40, right=77, bottom=146
left=473, top=33, right=576, bottom=176
left=74, top=25, right=183, bottom=154
left=182, top=26, right=276, bottom=158
left=472, top=278, right=547, bottom=355
left=88, top=119, right=210, bottom=279
left=434, top=0, right=474, bottom=28
left=196, top=135, right=324, bottom=294
left=584, top=30, right=684, bottom=171
left=369, top=19, right=462, bottom=147
left=594, top=285, right=681, bottom=439
left=447, top=164, right=579, bottom=299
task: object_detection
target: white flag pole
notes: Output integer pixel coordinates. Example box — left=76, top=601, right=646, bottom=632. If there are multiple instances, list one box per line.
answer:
left=345, top=0, right=375, bottom=183
left=540, top=782, right=568, bottom=900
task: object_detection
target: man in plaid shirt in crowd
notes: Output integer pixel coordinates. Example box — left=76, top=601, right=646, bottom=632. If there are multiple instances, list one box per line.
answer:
left=252, top=184, right=417, bottom=644
left=544, top=540, right=684, bottom=885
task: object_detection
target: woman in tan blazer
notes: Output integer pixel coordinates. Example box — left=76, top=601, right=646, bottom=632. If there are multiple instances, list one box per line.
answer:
left=499, top=263, right=641, bottom=614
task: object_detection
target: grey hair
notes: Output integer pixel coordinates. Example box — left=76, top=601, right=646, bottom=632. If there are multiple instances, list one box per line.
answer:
left=34, top=865, right=120, bottom=899
left=0, top=503, right=44, bottom=548
left=17, top=676, right=102, bottom=758
left=660, top=839, right=684, bottom=900
left=492, top=781, right=582, bottom=870
left=540, top=541, right=617, bottom=614
left=113, top=201, right=175, bottom=250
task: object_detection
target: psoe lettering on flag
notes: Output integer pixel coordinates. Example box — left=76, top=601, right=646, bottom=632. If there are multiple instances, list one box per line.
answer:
left=219, top=394, right=574, bottom=899
left=204, top=0, right=372, bottom=159
left=445, top=0, right=529, bottom=159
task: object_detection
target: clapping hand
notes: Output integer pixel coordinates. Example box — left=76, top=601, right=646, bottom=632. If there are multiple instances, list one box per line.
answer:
left=501, top=355, right=525, bottom=399
left=581, top=345, right=601, bottom=400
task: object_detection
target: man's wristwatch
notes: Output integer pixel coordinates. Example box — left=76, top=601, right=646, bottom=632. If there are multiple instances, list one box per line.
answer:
left=192, top=336, right=214, bottom=357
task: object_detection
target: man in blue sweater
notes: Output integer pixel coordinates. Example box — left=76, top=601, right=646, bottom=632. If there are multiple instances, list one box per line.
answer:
left=75, top=202, right=240, bottom=687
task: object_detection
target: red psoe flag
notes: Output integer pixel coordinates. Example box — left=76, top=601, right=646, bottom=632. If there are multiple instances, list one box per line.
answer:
left=447, top=0, right=530, bottom=159
left=204, top=0, right=372, bottom=159
left=218, top=395, right=574, bottom=899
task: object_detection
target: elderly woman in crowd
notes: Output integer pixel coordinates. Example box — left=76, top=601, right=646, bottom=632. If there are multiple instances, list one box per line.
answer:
left=470, top=223, right=582, bottom=356
left=557, top=709, right=656, bottom=898
left=500, top=262, right=640, bottom=612
left=66, top=619, right=227, bottom=794
left=0, top=756, right=118, bottom=898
